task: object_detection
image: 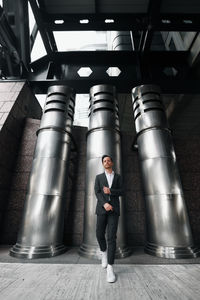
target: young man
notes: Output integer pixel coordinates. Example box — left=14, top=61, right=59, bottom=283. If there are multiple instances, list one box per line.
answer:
left=94, top=155, right=123, bottom=283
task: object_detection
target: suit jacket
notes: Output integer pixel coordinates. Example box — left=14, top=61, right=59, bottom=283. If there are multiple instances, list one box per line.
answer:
left=94, top=172, right=123, bottom=216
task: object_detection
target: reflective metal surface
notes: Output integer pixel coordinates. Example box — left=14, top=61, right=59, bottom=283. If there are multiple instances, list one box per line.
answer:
left=132, top=84, right=200, bottom=258
left=109, top=31, right=133, bottom=51
left=10, top=85, right=75, bottom=259
left=79, top=84, right=131, bottom=259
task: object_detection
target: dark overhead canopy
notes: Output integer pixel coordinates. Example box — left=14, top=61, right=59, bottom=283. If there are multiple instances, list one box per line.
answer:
left=40, top=0, right=200, bottom=14
left=34, top=0, right=200, bottom=32
left=0, top=0, right=200, bottom=94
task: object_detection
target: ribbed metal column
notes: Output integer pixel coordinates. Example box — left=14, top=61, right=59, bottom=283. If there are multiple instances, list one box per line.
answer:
left=79, top=84, right=131, bottom=259
left=132, top=84, right=199, bottom=258
left=109, top=31, right=134, bottom=50
left=10, top=85, right=75, bottom=258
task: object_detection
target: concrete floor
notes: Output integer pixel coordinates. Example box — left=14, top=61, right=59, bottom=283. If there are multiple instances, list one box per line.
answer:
left=0, top=247, right=200, bottom=300
left=1, top=263, right=200, bottom=299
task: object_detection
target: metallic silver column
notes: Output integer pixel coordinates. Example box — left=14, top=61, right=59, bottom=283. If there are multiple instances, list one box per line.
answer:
left=108, top=31, right=134, bottom=50
left=132, top=84, right=199, bottom=258
left=10, top=85, right=75, bottom=258
left=79, top=84, right=131, bottom=259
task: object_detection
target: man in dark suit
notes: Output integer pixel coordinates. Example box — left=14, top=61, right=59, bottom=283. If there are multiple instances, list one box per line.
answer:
left=94, top=154, right=123, bottom=283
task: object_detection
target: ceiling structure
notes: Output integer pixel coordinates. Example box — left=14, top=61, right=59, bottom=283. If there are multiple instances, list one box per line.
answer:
left=0, top=0, right=200, bottom=95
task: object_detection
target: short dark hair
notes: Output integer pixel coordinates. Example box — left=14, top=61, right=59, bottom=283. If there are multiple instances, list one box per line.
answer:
left=102, top=155, right=113, bottom=163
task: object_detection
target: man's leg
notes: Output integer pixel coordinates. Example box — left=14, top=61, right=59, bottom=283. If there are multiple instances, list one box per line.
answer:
left=107, top=214, right=119, bottom=265
left=96, top=214, right=108, bottom=268
left=106, top=214, right=119, bottom=283
left=96, top=214, right=107, bottom=252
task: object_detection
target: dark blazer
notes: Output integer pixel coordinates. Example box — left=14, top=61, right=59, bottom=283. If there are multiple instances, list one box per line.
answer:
left=94, top=172, right=123, bottom=216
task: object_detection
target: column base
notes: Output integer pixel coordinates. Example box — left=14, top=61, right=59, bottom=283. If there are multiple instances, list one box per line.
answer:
left=79, top=243, right=132, bottom=259
left=145, top=243, right=200, bottom=259
left=10, top=243, right=67, bottom=259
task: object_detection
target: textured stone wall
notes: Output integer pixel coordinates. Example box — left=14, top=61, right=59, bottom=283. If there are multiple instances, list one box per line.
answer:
left=63, top=127, right=87, bottom=246
left=0, top=82, right=42, bottom=237
left=121, top=133, right=145, bottom=246
left=1, top=119, right=40, bottom=243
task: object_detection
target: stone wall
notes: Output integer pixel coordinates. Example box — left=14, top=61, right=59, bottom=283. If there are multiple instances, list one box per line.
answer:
left=0, top=82, right=42, bottom=237
left=63, top=126, right=87, bottom=246
left=121, top=133, right=145, bottom=246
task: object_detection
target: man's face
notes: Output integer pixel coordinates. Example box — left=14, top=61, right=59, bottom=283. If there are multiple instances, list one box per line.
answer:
left=102, top=156, right=113, bottom=170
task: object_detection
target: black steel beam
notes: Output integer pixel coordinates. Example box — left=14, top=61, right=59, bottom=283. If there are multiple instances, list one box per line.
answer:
left=3, top=0, right=31, bottom=69
left=35, top=0, right=58, bottom=52
left=17, top=0, right=30, bottom=68
left=27, top=50, right=194, bottom=94
left=0, top=6, right=18, bottom=49
left=0, top=76, right=199, bottom=94
left=46, top=61, right=55, bottom=79
left=49, top=14, right=145, bottom=31
left=46, top=29, right=57, bottom=52
left=94, top=0, right=99, bottom=14
left=28, top=0, right=57, bottom=54
left=0, top=6, right=22, bottom=76
left=139, top=0, right=162, bottom=51
left=30, top=50, right=189, bottom=71
left=30, top=23, right=38, bottom=51
left=26, top=78, right=200, bottom=94
left=46, top=13, right=200, bottom=32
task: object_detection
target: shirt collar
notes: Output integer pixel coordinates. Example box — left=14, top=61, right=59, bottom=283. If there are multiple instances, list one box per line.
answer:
left=105, top=170, right=114, bottom=176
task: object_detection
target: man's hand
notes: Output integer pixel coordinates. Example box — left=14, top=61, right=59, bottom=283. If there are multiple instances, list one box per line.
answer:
left=103, top=186, right=111, bottom=194
left=103, top=203, right=113, bottom=211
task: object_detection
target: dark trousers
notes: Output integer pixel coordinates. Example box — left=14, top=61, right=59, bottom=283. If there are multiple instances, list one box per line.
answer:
left=96, top=213, right=119, bottom=265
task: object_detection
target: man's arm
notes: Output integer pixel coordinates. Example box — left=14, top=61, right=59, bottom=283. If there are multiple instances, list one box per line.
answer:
left=110, top=175, right=123, bottom=196
left=94, top=175, right=108, bottom=207
left=94, top=175, right=113, bottom=211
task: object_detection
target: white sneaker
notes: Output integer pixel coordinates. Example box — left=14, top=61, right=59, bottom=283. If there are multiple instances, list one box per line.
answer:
left=101, top=251, right=108, bottom=268
left=107, top=264, right=116, bottom=283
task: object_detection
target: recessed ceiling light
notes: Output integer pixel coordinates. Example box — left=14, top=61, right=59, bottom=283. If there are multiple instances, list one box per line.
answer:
left=105, top=19, right=115, bottom=23
left=54, top=20, right=64, bottom=24
left=79, top=19, right=89, bottom=24
left=162, top=19, right=171, bottom=24
left=183, top=20, right=192, bottom=24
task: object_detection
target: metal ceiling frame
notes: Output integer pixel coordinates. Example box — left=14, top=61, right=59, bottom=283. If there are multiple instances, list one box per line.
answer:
left=29, top=0, right=57, bottom=54
left=42, top=13, right=200, bottom=32
left=0, top=0, right=200, bottom=94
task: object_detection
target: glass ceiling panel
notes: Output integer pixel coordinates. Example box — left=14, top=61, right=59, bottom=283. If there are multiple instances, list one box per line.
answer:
left=53, top=31, right=107, bottom=51
left=28, top=2, right=35, bottom=33
left=31, top=32, right=46, bottom=61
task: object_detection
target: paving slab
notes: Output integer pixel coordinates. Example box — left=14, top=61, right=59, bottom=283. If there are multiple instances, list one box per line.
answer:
left=0, top=263, right=200, bottom=300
